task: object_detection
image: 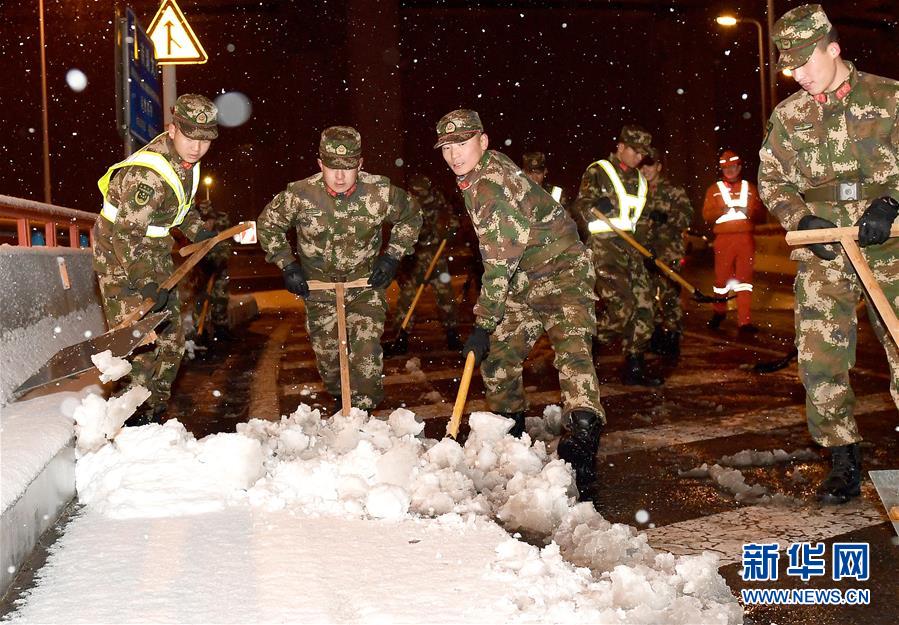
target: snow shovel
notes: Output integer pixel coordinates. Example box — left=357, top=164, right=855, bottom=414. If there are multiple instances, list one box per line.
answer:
left=386, top=239, right=448, bottom=352
left=446, top=351, right=476, bottom=439
left=12, top=223, right=251, bottom=399
left=306, top=277, right=369, bottom=416
left=785, top=225, right=899, bottom=347
left=868, top=470, right=899, bottom=537
left=590, top=208, right=733, bottom=304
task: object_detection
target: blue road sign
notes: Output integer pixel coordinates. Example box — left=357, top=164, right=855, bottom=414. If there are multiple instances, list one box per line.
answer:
left=126, top=8, right=162, bottom=146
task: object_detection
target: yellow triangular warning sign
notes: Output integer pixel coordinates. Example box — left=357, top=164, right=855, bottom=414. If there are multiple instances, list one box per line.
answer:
left=147, top=0, right=208, bottom=65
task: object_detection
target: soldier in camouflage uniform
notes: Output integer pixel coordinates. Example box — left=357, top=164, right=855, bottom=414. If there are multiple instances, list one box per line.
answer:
left=635, top=147, right=694, bottom=357
left=435, top=109, right=605, bottom=499
left=93, top=94, right=220, bottom=425
left=760, top=4, right=899, bottom=504
left=194, top=198, right=232, bottom=341
left=522, top=151, right=588, bottom=241
left=383, top=174, right=462, bottom=355
left=574, top=125, right=663, bottom=386
left=257, top=127, right=421, bottom=411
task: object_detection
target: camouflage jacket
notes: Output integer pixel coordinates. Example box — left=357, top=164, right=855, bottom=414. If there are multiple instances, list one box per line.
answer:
left=257, top=171, right=422, bottom=281
left=94, top=133, right=205, bottom=287
left=411, top=187, right=458, bottom=248
left=635, top=176, right=693, bottom=258
left=574, top=154, right=647, bottom=238
left=457, top=150, right=584, bottom=332
left=759, top=62, right=899, bottom=253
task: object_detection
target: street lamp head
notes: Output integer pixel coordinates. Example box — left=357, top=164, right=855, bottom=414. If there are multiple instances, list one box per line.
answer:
left=203, top=176, right=213, bottom=187
left=716, top=16, right=738, bottom=27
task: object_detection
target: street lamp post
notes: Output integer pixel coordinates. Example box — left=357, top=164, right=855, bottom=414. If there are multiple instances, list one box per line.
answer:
left=38, top=0, right=52, bottom=204
left=203, top=176, right=213, bottom=202
left=716, top=15, right=769, bottom=135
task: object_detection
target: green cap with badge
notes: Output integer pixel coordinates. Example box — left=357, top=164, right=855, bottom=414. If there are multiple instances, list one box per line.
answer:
left=772, top=4, right=832, bottom=71
left=434, top=109, right=483, bottom=148
left=319, top=126, right=362, bottom=169
left=172, top=94, right=218, bottom=140
left=618, top=125, right=652, bottom=155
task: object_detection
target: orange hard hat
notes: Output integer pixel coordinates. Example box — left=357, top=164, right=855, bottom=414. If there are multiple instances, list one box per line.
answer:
left=718, top=150, right=741, bottom=168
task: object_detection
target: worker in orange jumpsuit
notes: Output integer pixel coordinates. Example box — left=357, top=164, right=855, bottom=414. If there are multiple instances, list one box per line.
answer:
left=702, top=150, right=766, bottom=334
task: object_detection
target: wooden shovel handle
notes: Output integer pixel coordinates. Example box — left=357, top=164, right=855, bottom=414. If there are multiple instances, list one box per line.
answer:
left=785, top=224, right=899, bottom=245
left=178, top=222, right=252, bottom=257
left=401, top=239, right=448, bottom=330
left=840, top=236, right=899, bottom=347
left=447, top=352, right=477, bottom=439
left=307, top=278, right=370, bottom=290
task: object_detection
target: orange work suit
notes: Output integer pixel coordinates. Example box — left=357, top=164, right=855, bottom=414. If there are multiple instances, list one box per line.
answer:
left=702, top=179, right=766, bottom=326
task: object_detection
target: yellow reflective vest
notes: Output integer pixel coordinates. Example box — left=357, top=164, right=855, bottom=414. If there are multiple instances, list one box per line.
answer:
left=97, top=136, right=200, bottom=238
left=586, top=159, right=647, bottom=233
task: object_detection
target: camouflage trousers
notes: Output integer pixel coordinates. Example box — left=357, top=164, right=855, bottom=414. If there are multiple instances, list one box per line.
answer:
left=649, top=247, right=685, bottom=333
left=92, top=252, right=185, bottom=410
left=590, top=236, right=654, bottom=355
left=482, top=249, right=606, bottom=422
left=390, top=247, right=458, bottom=334
left=304, top=286, right=387, bottom=411
left=795, top=237, right=899, bottom=447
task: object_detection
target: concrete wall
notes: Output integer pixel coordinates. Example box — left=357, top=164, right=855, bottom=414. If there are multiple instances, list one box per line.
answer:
left=0, top=246, right=106, bottom=405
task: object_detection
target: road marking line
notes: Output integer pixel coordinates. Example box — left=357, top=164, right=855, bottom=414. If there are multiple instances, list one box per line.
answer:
left=599, top=392, right=894, bottom=457
left=248, top=322, right=291, bottom=421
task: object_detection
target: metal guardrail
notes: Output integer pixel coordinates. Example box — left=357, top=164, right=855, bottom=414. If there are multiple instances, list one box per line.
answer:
left=0, top=194, right=98, bottom=248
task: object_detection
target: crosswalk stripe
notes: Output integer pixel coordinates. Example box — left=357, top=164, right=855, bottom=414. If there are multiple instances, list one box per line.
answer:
left=643, top=498, right=886, bottom=566
left=599, top=392, right=894, bottom=457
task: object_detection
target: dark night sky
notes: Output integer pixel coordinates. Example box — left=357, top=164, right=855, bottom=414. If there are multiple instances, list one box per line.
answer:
left=1, top=0, right=897, bottom=230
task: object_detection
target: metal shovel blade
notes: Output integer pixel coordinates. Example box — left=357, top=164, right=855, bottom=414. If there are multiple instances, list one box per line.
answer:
left=868, top=470, right=899, bottom=537
left=12, top=311, right=170, bottom=400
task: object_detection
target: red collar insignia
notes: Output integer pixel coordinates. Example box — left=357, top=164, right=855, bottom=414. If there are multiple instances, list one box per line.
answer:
left=326, top=183, right=357, bottom=198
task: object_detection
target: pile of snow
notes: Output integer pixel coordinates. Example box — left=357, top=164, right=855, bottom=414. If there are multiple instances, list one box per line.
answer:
left=69, top=401, right=742, bottom=623
left=89, top=350, right=131, bottom=383
left=403, top=356, right=427, bottom=381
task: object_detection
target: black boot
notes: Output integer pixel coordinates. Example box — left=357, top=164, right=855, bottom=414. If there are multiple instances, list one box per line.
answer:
left=621, top=354, right=663, bottom=386
left=816, top=443, right=862, bottom=504
left=557, top=410, right=603, bottom=501
left=649, top=327, right=669, bottom=355
left=383, top=330, right=409, bottom=357
left=664, top=331, right=681, bottom=358
left=445, top=328, right=463, bottom=351
left=707, top=312, right=726, bottom=330
left=499, top=411, right=527, bottom=438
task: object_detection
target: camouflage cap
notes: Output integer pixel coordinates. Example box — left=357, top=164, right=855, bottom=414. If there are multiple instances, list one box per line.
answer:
left=408, top=173, right=432, bottom=193
left=618, top=125, right=652, bottom=155
left=641, top=146, right=660, bottom=166
left=319, top=126, right=362, bottom=169
left=772, top=4, right=832, bottom=70
left=172, top=94, right=218, bottom=140
left=522, top=151, right=547, bottom=172
left=434, top=109, right=483, bottom=148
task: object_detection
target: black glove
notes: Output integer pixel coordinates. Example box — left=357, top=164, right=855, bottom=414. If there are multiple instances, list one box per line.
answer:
left=857, top=196, right=899, bottom=247
left=368, top=254, right=400, bottom=288
left=797, top=215, right=839, bottom=261
left=282, top=262, right=309, bottom=298
left=140, top=282, right=170, bottom=313
left=648, top=210, right=668, bottom=225
left=194, top=229, right=217, bottom=242
left=462, top=326, right=491, bottom=366
left=596, top=197, right=615, bottom=216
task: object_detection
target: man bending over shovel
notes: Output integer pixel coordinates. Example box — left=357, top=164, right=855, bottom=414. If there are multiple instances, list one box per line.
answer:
left=93, top=94, right=222, bottom=426
left=257, top=127, right=421, bottom=412
left=435, top=109, right=606, bottom=500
